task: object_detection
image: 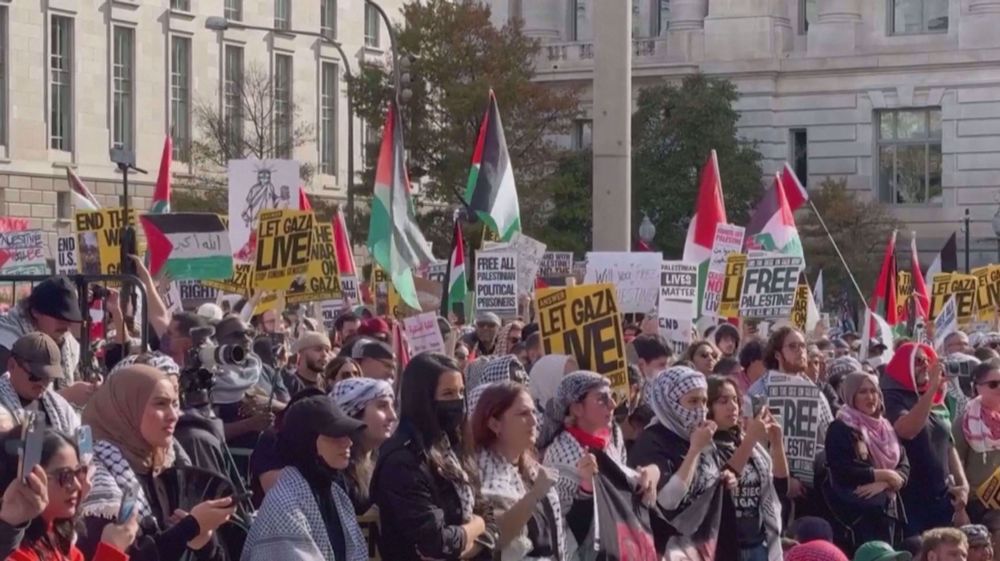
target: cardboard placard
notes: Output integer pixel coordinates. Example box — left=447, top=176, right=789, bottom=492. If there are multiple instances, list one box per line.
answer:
left=56, top=235, right=78, bottom=275
left=0, top=230, right=48, bottom=275
left=934, top=295, right=958, bottom=350
left=539, top=252, right=573, bottom=278
left=253, top=209, right=314, bottom=291
left=74, top=209, right=138, bottom=275
left=287, top=220, right=341, bottom=304
left=403, top=311, right=447, bottom=356
left=658, top=261, right=698, bottom=355
left=475, top=251, right=518, bottom=318
left=930, top=273, right=952, bottom=320
left=536, top=283, right=628, bottom=401
left=739, top=252, right=803, bottom=319
left=719, top=253, right=747, bottom=319
left=703, top=224, right=745, bottom=318
left=482, top=233, right=546, bottom=296
left=584, top=252, right=661, bottom=314
left=228, top=158, right=301, bottom=262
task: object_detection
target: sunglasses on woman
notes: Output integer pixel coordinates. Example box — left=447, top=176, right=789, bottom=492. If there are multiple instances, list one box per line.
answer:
left=48, top=465, right=89, bottom=489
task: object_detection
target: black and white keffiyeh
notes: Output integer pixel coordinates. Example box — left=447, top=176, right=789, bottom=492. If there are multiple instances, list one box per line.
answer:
left=646, top=366, right=708, bottom=440
left=537, top=371, right=609, bottom=451
left=0, top=373, right=79, bottom=433
left=331, top=377, right=393, bottom=418
left=79, top=439, right=189, bottom=521
left=108, top=353, right=180, bottom=378
left=481, top=355, right=528, bottom=386
left=242, top=466, right=368, bottom=561
left=466, top=356, right=499, bottom=391
left=543, top=423, right=633, bottom=515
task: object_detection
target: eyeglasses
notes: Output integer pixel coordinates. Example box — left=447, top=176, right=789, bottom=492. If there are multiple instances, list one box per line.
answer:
left=979, top=380, right=1000, bottom=390
left=14, top=358, right=50, bottom=384
left=47, top=465, right=89, bottom=489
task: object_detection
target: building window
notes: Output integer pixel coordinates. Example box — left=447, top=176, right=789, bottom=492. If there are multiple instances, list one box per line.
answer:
left=0, top=7, right=7, bottom=148
left=572, top=119, right=592, bottom=150
left=890, top=0, right=948, bottom=35
left=364, top=4, right=380, bottom=48
left=224, top=0, right=243, bottom=22
left=112, top=27, right=134, bottom=150
left=569, top=0, right=580, bottom=41
left=170, top=36, right=191, bottom=162
left=320, top=61, right=337, bottom=175
left=790, top=129, right=808, bottom=186
left=321, top=0, right=337, bottom=39
left=224, top=45, right=244, bottom=155
left=274, top=54, right=293, bottom=158
left=171, top=0, right=190, bottom=11
left=57, top=191, right=71, bottom=220
left=800, top=0, right=817, bottom=34
left=274, top=0, right=290, bottom=31
left=877, top=108, right=942, bottom=204
left=50, top=16, right=73, bottom=152
left=652, top=0, right=670, bottom=36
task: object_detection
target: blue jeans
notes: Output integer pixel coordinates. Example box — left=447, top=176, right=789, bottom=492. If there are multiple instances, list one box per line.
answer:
left=739, top=544, right=769, bottom=561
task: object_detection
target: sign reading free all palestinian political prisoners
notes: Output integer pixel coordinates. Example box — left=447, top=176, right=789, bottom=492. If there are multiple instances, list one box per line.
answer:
left=536, top=283, right=628, bottom=401
left=658, top=262, right=698, bottom=355
left=739, top=252, right=804, bottom=319
left=254, top=209, right=314, bottom=291
left=764, top=373, right=832, bottom=486
left=475, top=251, right=518, bottom=318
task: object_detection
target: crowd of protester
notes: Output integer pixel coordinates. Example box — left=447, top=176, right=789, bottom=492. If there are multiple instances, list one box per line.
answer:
left=0, top=271, right=999, bottom=561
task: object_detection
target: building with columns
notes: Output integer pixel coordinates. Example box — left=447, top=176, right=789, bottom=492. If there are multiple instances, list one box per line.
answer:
left=489, top=0, right=1000, bottom=266
left=0, top=0, right=402, bottom=256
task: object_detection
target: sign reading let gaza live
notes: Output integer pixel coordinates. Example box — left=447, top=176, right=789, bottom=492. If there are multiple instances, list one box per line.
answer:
left=254, top=210, right=313, bottom=291
left=739, top=252, right=804, bottom=319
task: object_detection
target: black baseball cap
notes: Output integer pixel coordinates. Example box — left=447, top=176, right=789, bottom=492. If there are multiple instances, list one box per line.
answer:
left=11, top=333, right=64, bottom=380
left=29, top=276, right=83, bottom=323
left=281, top=395, right=366, bottom=438
left=351, top=339, right=394, bottom=361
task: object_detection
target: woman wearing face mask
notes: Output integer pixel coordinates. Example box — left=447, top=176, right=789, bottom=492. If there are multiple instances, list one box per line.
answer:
left=824, top=372, right=909, bottom=552
left=331, top=377, right=396, bottom=514
left=472, top=382, right=565, bottom=561
left=242, top=395, right=368, bottom=561
left=77, top=365, right=236, bottom=561
left=707, top=376, right=787, bottom=561
left=954, top=359, right=1000, bottom=522
left=372, top=353, right=498, bottom=561
left=3, top=429, right=138, bottom=561
left=683, top=341, right=720, bottom=377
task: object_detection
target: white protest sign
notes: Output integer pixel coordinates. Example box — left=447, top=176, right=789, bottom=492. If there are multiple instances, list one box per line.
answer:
left=739, top=252, right=804, bottom=319
left=56, top=235, right=78, bottom=275
left=659, top=261, right=698, bottom=355
left=483, top=233, right=546, bottom=296
left=703, top=224, right=745, bottom=317
left=320, top=299, right=347, bottom=333
left=539, top=252, right=573, bottom=279
left=339, top=275, right=359, bottom=306
left=176, top=280, right=219, bottom=308
left=584, top=252, right=661, bottom=313
left=475, top=251, right=518, bottom=318
left=161, top=282, right=184, bottom=314
left=934, top=295, right=958, bottom=350
left=0, top=230, right=48, bottom=275
left=425, top=262, right=449, bottom=284
left=765, top=373, right=831, bottom=486
left=403, top=311, right=447, bottom=356
left=227, top=159, right=301, bottom=262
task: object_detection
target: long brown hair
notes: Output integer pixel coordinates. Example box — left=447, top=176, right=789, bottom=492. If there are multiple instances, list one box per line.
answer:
left=470, top=381, right=538, bottom=485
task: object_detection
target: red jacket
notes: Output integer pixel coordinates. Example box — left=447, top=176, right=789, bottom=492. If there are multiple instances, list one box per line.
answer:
left=7, top=541, right=128, bottom=561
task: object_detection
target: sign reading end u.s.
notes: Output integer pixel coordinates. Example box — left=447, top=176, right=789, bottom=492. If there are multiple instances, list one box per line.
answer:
left=254, top=209, right=314, bottom=291
left=739, top=251, right=804, bottom=319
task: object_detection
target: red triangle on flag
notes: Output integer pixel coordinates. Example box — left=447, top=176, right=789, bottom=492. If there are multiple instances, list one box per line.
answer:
left=139, top=216, right=175, bottom=277
left=299, top=187, right=312, bottom=211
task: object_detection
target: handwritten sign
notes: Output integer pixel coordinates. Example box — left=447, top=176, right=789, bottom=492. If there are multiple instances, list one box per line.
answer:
left=584, top=252, right=661, bottom=314
left=739, top=252, right=803, bottom=319
left=703, top=224, right=745, bottom=317
left=475, top=251, right=518, bottom=318
left=402, top=311, right=447, bottom=356
left=659, top=261, right=698, bottom=355
left=0, top=230, right=47, bottom=275
left=539, top=252, right=573, bottom=280
left=254, top=209, right=314, bottom=291
left=934, top=295, right=958, bottom=350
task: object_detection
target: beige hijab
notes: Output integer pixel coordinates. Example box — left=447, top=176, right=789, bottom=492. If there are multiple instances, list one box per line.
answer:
left=82, top=364, right=173, bottom=474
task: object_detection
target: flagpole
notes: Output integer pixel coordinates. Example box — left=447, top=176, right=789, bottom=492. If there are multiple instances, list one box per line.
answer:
left=806, top=199, right=869, bottom=309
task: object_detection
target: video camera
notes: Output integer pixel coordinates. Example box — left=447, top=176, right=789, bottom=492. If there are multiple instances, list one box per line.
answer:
left=179, top=326, right=249, bottom=407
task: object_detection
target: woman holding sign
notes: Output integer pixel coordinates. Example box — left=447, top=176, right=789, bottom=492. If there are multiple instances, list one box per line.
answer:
left=953, top=359, right=1000, bottom=523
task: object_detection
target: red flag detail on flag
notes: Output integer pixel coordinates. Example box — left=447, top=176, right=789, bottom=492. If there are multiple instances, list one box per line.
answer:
left=871, top=231, right=899, bottom=326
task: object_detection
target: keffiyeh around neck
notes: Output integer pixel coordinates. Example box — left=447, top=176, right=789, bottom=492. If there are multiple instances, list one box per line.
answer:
left=646, top=366, right=708, bottom=440
left=331, top=377, right=393, bottom=418
left=963, top=397, right=1000, bottom=453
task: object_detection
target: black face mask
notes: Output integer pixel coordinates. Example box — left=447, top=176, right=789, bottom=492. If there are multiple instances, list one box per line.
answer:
left=434, top=399, right=466, bottom=435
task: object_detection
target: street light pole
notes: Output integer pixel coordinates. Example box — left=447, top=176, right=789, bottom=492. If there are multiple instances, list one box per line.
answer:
left=203, top=17, right=358, bottom=230
left=365, top=1, right=402, bottom=99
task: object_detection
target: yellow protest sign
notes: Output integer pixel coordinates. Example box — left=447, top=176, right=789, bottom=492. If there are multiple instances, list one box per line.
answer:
left=950, top=274, right=977, bottom=325
left=977, top=466, right=1000, bottom=510
left=254, top=210, right=313, bottom=291
left=287, top=220, right=342, bottom=305
left=896, top=271, right=912, bottom=320
left=253, top=291, right=285, bottom=317
left=790, top=277, right=811, bottom=331
left=930, top=273, right=952, bottom=320
left=74, top=209, right=139, bottom=275
left=203, top=263, right=254, bottom=295
left=975, top=266, right=1000, bottom=321
left=371, top=267, right=393, bottom=316
left=536, top=283, right=628, bottom=400
left=720, top=254, right=747, bottom=319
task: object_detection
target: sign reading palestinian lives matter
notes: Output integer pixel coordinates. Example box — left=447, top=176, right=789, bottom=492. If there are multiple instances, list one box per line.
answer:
left=56, top=235, right=78, bottom=275
left=930, top=273, right=952, bottom=319
left=765, top=372, right=832, bottom=486
left=475, top=251, right=518, bottom=318
left=482, top=233, right=546, bottom=296
left=0, top=230, right=48, bottom=275
left=536, top=283, right=628, bottom=400
left=703, top=224, right=745, bottom=318
left=287, top=220, right=341, bottom=305
left=403, top=311, right=447, bottom=356
left=934, top=295, right=958, bottom=350
left=228, top=159, right=301, bottom=262
left=658, top=261, right=698, bottom=355
left=739, top=252, right=803, bottom=319
left=253, top=209, right=313, bottom=291
left=584, top=252, right=661, bottom=314
left=974, top=266, right=1000, bottom=321
left=720, top=253, right=748, bottom=319
left=139, top=213, right=233, bottom=281
left=74, top=209, right=139, bottom=275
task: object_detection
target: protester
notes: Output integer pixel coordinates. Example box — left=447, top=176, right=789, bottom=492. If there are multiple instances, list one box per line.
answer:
left=0, top=465, right=48, bottom=559
left=321, top=356, right=362, bottom=390
left=786, top=540, right=849, bottom=561
left=78, top=364, right=236, bottom=561
left=4, top=429, right=138, bottom=561
left=284, top=331, right=334, bottom=396
left=737, top=338, right=767, bottom=393
left=351, top=339, right=395, bottom=381
left=493, top=321, right=524, bottom=358
left=242, top=395, right=368, bottom=561
left=715, top=323, right=741, bottom=360
left=210, top=317, right=277, bottom=452
left=683, top=340, right=720, bottom=377
left=825, top=372, right=909, bottom=551
left=333, top=313, right=361, bottom=345
left=851, top=541, right=912, bottom=561
left=882, top=342, right=969, bottom=535
left=707, top=375, right=787, bottom=560
left=251, top=308, right=285, bottom=335
left=160, top=312, right=208, bottom=370
left=964, top=525, right=995, bottom=561
left=807, top=348, right=828, bottom=384
left=248, top=387, right=326, bottom=498
left=454, top=341, right=471, bottom=372
left=462, top=312, right=501, bottom=356
left=713, top=357, right=741, bottom=378
left=918, top=527, right=968, bottom=561
left=523, top=332, right=543, bottom=371
left=331, top=377, right=396, bottom=515
left=372, top=353, right=498, bottom=561
left=954, top=359, right=1000, bottom=522
left=471, top=381, right=565, bottom=560
left=632, top=334, right=673, bottom=381
left=479, top=355, right=528, bottom=386
left=0, top=333, right=79, bottom=433
left=945, top=332, right=974, bottom=356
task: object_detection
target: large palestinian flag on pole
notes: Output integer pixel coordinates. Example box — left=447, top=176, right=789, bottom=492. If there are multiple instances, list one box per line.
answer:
left=464, top=89, right=521, bottom=242
left=441, top=215, right=467, bottom=318
left=683, top=150, right=726, bottom=315
left=746, top=171, right=804, bottom=257
left=139, top=213, right=233, bottom=280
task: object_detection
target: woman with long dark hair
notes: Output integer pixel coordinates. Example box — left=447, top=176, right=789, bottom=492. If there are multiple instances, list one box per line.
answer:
left=372, top=353, right=498, bottom=561
left=331, top=377, right=396, bottom=514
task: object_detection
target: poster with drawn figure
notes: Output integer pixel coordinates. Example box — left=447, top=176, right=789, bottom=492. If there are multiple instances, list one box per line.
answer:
left=228, top=159, right=301, bottom=263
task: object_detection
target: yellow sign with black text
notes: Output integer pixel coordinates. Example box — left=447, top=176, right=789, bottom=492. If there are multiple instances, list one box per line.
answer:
left=74, top=209, right=140, bottom=275
left=254, top=210, right=314, bottom=291
left=790, top=278, right=811, bottom=331
left=977, top=466, right=1000, bottom=510
left=203, top=263, right=254, bottom=295
left=975, top=266, right=1000, bottom=322
left=896, top=271, right=912, bottom=321
left=719, top=253, right=748, bottom=319
left=930, top=273, right=952, bottom=320
left=287, top=221, right=341, bottom=305
left=950, top=274, right=978, bottom=326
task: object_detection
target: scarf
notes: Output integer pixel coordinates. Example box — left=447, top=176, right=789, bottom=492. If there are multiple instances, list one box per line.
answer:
left=481, top=355, right=528, bottom=386
left=493, top=323, right=522, bottom=357
left=566, top=425, right=609, bottom=451
left=79, top=439, right=187, bottom=520
left=81, top=365, right=171, bottom=475
left=466, top=356, right=498, bottom=391
left=242, top=466, right=368, bottom=561
left=714, top=430, right=784, bottom=561
left=440, top=440, right=476, bottom=520
left=963, top=397, right=1000, bottom=453
left=884, top=342, right=945, bottom=406
left=538, top=371, right=609, bottom=450
left=646, top=366, right=708, bottom=439
left=0, top=373, right=79, bottom=434
left=0, top=305, right=80, bottom=385
left=543, top=424, right=634, bottom=516
left=836, top=372, right=901, bottom=470
left=331, top=377, right=394, bottom=418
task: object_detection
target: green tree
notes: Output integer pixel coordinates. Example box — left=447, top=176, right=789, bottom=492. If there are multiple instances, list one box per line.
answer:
left=631, top=74, right=765, bottom=257
left=348, top=0, right=581, bottom=252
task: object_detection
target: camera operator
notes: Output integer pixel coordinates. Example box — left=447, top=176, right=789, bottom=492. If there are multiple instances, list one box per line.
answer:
left=160, top=312, right=208, bottom=372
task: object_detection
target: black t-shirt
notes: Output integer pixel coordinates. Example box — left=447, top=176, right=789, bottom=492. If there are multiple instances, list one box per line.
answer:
left=882, top=390, right=951, bottom=504
left=526, top=494, right=558, bottom=556
left=732, top=458, right=766, bottom=546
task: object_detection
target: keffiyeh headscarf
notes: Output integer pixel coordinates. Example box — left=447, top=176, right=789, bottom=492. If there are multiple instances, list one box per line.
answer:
left=465, top=356, right=498, bottom=391
left=646, top=366, right=708, bottom=440
left=537, top=371, right=608, bottom=449
left=480, top=355, right=528, bottom=386
left=331, top=377, right=394, bottom=418
left=108, top=352, right=180, bottom=378
left=826, top=356, right=862, bottom=382
left=493, top=322, right=523, bottom=357
left=836, top=372, right=901, bottom=470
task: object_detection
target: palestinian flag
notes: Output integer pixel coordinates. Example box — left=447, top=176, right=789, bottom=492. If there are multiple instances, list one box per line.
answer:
left=908, top=231, right=931, bottom=321
left=926, top=232, right=958, bottom=281
left=140, top=213, right=233, bottom=281
left=870, top=230, right=898, bottom=326
left=332, top=207, right=359, bottom=305
left=366, top=101, right=435, bottom=310
left=746, top=171, right=804, bottom=257
left=299, top=187, right=312, bottom=211
left=66, top=168, right=100, bottom=210
left=150, top=136, right=172, bottom=214
left=441, top=216, right=467, bottom=318
left=465, top=90, right=521, bottom=242
left=682, top=150, right=726, bottom=314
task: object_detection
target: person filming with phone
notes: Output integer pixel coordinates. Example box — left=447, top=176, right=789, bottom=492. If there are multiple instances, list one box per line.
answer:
left=0, top=333, right=80, bottom=434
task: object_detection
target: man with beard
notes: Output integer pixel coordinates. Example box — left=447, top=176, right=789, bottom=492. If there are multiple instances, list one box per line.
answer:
left=284, top=331, right=333, bottom=396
